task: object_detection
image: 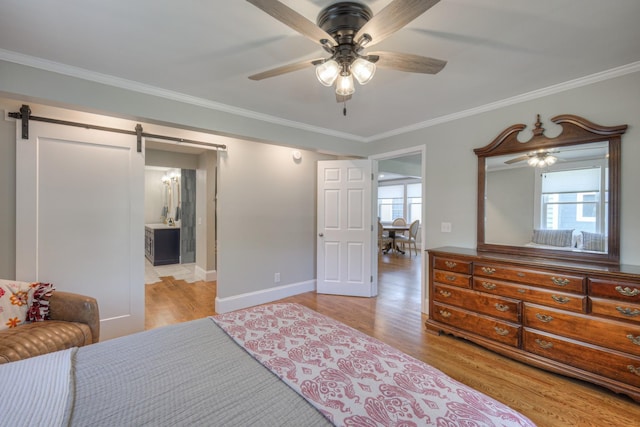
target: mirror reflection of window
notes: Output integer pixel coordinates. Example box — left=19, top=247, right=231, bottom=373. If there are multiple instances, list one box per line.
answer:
left=539, top=168, right=604, bottom=233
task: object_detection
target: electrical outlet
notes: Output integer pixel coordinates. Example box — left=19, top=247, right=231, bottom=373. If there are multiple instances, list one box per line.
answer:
left=441, top=222, right=452, bottom=233
left=274, top=272, right=280, bottom=283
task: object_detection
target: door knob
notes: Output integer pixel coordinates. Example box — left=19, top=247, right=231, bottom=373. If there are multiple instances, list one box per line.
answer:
left=319, top=233, right=324, bottom=237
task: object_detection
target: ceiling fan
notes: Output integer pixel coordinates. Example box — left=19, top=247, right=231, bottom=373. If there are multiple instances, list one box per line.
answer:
left=246, top=0, right=447, bottom=108
left=504, top=150, right=560, bottom=167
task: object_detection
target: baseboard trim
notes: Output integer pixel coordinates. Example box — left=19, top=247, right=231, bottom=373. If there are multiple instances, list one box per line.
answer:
left=215, top=280, right=316, bottom=313
left=195, top=265, right=217, bottom=282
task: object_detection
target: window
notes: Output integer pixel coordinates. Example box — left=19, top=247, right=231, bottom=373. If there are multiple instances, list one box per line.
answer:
left=377, top=185, right=403, bottom=222
left=378, top=181, right=422, bottom=223
left=539, top=167, right=604, bottom=233
left=407, top=183, right=422, bottom=224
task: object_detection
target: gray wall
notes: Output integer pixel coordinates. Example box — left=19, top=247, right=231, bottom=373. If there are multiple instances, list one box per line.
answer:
left=364, top=71, right=640, bottom=266
left=1, top=59, right=639, bottom=311
left=217, top=138, right=334, bottom=298
left=196, top=150, right=217, bottom=274
left=485, top=167, right=535, bottom=245
left=0, top=107, right=16, bottom=277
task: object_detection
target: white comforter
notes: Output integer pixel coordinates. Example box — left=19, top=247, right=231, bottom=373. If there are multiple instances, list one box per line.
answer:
left=0, top=348, right=75, bottom=427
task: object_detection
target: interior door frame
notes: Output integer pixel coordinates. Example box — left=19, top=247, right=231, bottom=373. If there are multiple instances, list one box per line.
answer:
left=369, top=145, right=427, bottom=313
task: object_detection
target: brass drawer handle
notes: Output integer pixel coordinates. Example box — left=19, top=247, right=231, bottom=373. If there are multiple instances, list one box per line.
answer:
left=628, top=365, right=640, bottom=376
left=551, top=277, right=570, bottom=287
left=481, top=267, right=496, bottom=275
left=494, top=303, right=510, bottom=312
left=517, top=272, right=525, bottom=277
left=535, top=339, right=554, bottom=349
left=494, top=327, right=509, bottom=336
left=445, top=275, right=457, bottom=282
left=445, top=261, right=457, bottom=268
left=536, top=313, right=554, bottom=323
left=481, top=282, right=497, bottom=290
left=439, top=310, right=452, bottom=318
left=516, top=288, right=526, bottom=294
left=616, top=286, right=640, bottom=297
left=627, top=334, right=640, bottom=346
left=616, top=307, right=640, bottom=317
left=551, top=295, right=571, bottom=304
left=439, top=290, right=452, bottom=298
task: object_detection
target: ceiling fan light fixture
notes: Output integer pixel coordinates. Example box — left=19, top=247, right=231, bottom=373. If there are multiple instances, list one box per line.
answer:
left=315, top=59, right=340, bottom=86
left=335, top=73, right=355, bottom=96
left=351, top=57, right=376, bottom=85
left=528, top=153, right=557, bottom=167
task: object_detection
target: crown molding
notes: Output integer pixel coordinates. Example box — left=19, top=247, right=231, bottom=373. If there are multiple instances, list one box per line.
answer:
left=368, top=61, right=640, bottom=142
left=2, top=49, right=638, bottom=144
left=0, top=49, right=367, bottom=143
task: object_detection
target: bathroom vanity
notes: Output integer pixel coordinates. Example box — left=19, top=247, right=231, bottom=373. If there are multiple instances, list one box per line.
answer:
left=145, top=224, right=180, bottom=266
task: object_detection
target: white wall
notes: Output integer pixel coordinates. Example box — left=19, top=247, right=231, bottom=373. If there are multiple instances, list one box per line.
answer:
left=144, top=168, right=169, bottom=224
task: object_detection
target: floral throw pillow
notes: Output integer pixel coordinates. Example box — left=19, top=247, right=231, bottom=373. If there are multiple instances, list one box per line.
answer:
left=0, top=281, right=55, bottom=329
left=27, top=282, right=55, bottom=322
left=0, top=280, right=37, bottom=330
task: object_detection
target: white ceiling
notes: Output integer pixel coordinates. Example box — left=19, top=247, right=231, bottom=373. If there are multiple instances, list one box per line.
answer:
left=1, top=0, right=639, bottom=142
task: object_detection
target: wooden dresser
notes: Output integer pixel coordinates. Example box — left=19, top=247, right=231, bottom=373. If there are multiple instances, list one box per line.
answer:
left=426, top=247, right=640, bottom=402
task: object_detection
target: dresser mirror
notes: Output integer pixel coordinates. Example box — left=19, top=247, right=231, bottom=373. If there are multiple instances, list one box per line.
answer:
left=475, top=114, right=627, bottom=265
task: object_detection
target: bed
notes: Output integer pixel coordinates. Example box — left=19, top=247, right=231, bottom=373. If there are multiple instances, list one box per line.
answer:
left=0, top=303, right=536, bottom=426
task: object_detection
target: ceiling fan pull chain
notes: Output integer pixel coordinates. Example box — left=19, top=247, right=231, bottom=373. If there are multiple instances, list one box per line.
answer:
left=343, top=102, right=347, bottom=116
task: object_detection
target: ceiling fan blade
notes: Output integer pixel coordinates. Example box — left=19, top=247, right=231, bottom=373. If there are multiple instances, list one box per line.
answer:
left=504, top=155, right=530, bottom=165
left=336, top=93, right=352, bottom=103
left=369, top=51, right=446, bottom=74
left=247, top=0, right=337, bottom=47
left=355, top=0, right=440, bottom=47
left=248, top=58, right=323, bottom=80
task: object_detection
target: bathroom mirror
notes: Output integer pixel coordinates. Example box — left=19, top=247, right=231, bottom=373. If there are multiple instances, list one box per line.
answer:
left=475, top=114, right=627, bottom=265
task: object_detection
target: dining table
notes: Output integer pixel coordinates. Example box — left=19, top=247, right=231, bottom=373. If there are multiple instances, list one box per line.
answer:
left=382, top=224, right=410, bottom=254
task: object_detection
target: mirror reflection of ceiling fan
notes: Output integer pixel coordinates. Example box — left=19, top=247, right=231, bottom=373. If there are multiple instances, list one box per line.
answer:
left=504, top=150, right=561, bottom=167
left=246, top=0, right=447, bottom=108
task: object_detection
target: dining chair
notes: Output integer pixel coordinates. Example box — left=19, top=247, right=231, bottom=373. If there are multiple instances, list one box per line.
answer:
left=378, top=222, right=393, bottom=254
left=391, top=217, right=408, bottom=241
left=396, top=220, right=419, bottom=256
left=391, top=218, right=407, bottom=226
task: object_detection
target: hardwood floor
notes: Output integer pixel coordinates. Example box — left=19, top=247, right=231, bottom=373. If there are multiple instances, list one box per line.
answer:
left=145, top=253, right=640, bottom=426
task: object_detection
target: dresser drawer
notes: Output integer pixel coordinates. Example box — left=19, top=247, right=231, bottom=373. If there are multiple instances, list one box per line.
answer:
left=434, top=283, right=520, bottom=322
left=590, top=297, right=640, bottom=324
left=589, top=278, right=640, bottom=302
left=473, top=277, right=587, bottom=313
left=433, top=256, right=472, bottom=274
left=474, top=263, right=585, bottom=293
left=524, top=303, right=640, bottom=354
left=524, top=329, right=640, bottom=388
left=432, top=302, right=520, bottom=347
left=433, top=269, right=471, bottom=288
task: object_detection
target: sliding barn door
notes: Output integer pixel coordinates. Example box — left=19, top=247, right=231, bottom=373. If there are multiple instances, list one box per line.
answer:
left=317, top=160, right=377, bottom=297
left=16, top=121, right=145, bottom=340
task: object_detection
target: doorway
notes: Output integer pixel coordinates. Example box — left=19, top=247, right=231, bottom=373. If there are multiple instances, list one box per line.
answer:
left=144, top=139, right=218, bottom=285
left=370, top=146, right=426, bottom=312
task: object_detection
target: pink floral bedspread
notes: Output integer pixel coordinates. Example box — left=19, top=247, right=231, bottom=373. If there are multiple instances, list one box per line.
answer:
left=212, top=303, right=536, bottom=427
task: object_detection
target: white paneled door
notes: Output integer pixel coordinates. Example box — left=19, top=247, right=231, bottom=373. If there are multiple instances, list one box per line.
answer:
left=317, top=160, right=376, bottom=297
left=16, top=121, right=145, bottom=340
